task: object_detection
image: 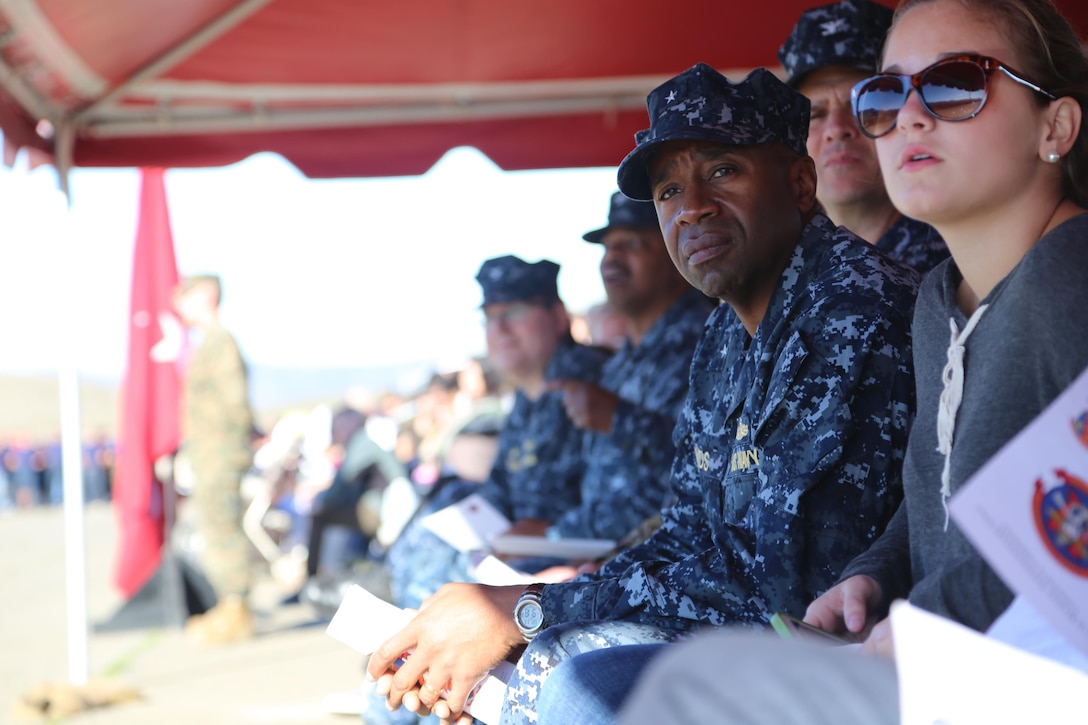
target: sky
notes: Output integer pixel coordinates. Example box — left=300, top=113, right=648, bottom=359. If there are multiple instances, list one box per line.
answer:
left=0, top=147, right=621, bottom=386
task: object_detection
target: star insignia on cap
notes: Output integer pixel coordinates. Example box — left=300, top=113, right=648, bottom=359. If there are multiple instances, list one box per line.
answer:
left=666, top=90, right=677, bottom=103
left=820, top=18, right=848, bottom=36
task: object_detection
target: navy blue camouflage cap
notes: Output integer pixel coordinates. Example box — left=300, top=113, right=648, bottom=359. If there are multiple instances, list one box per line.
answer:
left=778, top=0, right=893, bottom=87
left=475, top=254, right=560, bottom=307
left=616, top=64, right=810, bottom=201
left=582, top=191, right=660, bottom=243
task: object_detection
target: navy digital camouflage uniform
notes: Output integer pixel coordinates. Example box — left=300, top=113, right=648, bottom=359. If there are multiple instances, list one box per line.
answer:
left=875, top=213, right=948, bottom=274
left=779, top=0, right=950, bottom=274
left=367, top=258, right=606, bottom=725
left=501, top=212, right=922, bottom=722
left=386, top=353, right=597, bottom=610
left=617, top=68, right=810, bottom=201
left=777, top=0, right=893, bottom=89
left=373, top=350, right=603, bottom=725
left=549, top=287, right=712, bottom=540
left=477, top=340, right=608, bottom=525
left=385, top=256, right=610, bottom=610
left=393, top=289, right=709, bottom=609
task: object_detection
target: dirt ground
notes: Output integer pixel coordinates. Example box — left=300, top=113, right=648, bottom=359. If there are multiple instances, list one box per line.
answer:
left=0, top=503, right=366, bottom=725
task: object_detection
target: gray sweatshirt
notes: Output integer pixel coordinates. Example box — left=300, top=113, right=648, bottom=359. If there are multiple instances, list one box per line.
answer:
left=841, top=212, right=1088, bottom=632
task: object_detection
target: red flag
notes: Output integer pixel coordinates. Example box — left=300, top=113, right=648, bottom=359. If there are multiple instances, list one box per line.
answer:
left=113, top=168, right=181, bottom=597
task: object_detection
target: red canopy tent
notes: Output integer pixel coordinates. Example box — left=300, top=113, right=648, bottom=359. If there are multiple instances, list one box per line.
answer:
left=3, top=0, right=1087, bottom=680
left=0, top=0, right=1083, bottom=189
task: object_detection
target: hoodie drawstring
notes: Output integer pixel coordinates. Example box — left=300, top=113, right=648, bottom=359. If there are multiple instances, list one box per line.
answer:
left=936, top=304, right=989, bottom=530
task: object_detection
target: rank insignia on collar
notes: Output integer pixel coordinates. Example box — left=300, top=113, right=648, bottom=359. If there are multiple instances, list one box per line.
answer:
left=506, top=440, right=539, bottom=472
left=736, top=421, right=749, bottom=441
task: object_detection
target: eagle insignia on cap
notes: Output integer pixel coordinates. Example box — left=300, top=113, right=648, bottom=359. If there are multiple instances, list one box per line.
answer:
left=820, top=18, right=849, bottom=36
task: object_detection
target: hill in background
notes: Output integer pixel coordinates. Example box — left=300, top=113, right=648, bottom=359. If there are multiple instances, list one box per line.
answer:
left=0, top=361, right=436, bottom=442
left=0, top=375, right=118, bottom=441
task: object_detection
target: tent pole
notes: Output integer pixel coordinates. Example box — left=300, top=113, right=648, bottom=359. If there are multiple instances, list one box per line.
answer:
left=76, top=0, right=275, bottom=121
left=54, top=117, right=73, bottom=201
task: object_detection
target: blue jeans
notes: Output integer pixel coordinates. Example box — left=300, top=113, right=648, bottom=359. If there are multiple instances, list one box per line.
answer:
left=537, top=643, right=666, bottom=725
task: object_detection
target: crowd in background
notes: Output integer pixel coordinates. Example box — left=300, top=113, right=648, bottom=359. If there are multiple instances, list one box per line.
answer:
left=0, top=302, right=617, bottom=579
left=0, top=432, right=114, bottom=509
left=235, top=304, right=620, bottom=594
left=0, top=305, right=611, bottom=522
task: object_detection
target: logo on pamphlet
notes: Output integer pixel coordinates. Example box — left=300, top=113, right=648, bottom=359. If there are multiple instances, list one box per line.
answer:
left=1033, top=469, right=1088, bottom=577
left=1072, top=410, right=1088, bottom=448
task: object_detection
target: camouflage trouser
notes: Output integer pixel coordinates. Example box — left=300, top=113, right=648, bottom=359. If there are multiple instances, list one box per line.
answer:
left=501, top=621, right=677, bottom=725
left=191, top=467, right=251, bottom=599
left=385, top=522, right=472, bottom=610
left=385, top=480, right=482, bottom=609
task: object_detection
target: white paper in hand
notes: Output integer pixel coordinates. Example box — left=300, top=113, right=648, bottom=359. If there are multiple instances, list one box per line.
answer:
left=325, top=584, right=414, bottom=655
left=892, top=601, right=1088, bottom=725
left=420, top=492, right=511, bottom=552
left=987, top=596, right=1088, bottom=673
left=324, top=584, right=514, bottom=725
left=489, top=533, right=615, bottom=561
left=949, top=364, right=1088, bottom=657
left=464, top=660, right=515, bottom=725
left=469, top=552, right=535, bottom=585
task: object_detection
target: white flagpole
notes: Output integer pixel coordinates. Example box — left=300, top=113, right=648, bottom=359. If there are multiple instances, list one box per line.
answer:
left=60, top=361, right=88, bottom=684
left=57, top=171, right=89, bottom=685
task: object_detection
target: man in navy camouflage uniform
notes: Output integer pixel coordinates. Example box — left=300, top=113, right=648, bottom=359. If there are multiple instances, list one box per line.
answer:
left=361, top=256, right=608, bottom=725
left=543, top=192, right=712, bottom=542
left=385, top=255, right=607, bottom=612
left=366, top=64, right=921, bottom=725
left=779, top=0, right=948, bottom=273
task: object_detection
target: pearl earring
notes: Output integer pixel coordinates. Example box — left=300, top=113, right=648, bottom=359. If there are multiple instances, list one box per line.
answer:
left=1046, top=151, right=1061, bottom=163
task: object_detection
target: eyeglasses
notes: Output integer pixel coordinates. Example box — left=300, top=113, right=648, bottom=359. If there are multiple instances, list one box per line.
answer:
left=850, top=54, right=1056, bottom=139
left=483, top=302, right=539, bottom=327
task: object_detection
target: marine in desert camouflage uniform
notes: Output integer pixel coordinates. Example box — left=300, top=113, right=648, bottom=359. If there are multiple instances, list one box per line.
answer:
left=174, top=274, right=256, bottom=646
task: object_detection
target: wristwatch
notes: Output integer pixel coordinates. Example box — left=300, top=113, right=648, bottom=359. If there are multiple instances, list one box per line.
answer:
left=513, top=583, right=546, bottom=643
